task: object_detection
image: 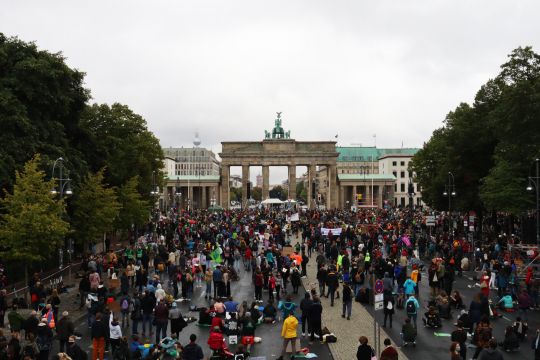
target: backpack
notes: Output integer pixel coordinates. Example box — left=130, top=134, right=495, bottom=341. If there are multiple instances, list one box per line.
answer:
left=406, top=299, right=416, bottom=314
left=121, top=298, right=130, bottom=312
left=22, top=344, right=36, bottom=358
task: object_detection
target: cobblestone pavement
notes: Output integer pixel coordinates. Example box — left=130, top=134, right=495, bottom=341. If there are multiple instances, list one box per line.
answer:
left=297, top=240, right=409, bottom=360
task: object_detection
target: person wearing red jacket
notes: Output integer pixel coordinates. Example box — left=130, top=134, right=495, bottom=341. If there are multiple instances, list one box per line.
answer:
left=526, top=267, right=534, bottom=292
left=208, top=326, right=232, bottom=358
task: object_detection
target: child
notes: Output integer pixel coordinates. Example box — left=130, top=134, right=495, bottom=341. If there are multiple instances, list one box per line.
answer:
left=396, top=288, right=405, bottom=310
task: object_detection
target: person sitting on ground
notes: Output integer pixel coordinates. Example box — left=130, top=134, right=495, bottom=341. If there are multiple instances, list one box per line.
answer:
left=423, top=306, right=442, bottom=328
left=401, top=318, right=417, bottom=345
left=240, top=312, right=256, bottom=355
left=450, top=290, right=464, bottom=309
left=497, top=293, right=514, bottom=311
left=500, top=325, right=519, bottom=351
left=278, top=295, right=297, bottom=320
left=513, top=317, right=528, bottom=341
left=263, top=299, right=277, bottom=323
left=207, top=326, right=227, bottom=354
left=224, top=297, right=239, bottom=314
left=224, top=312, right=239, bottom=338
left=436, top=291, right=451, bottom=315
left=234, top=344, right=249, bottom=360
left=250, top=302, right=262, bottom=324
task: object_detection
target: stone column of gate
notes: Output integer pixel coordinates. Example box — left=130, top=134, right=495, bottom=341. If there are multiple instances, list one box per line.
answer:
left=201, top=185, right=207, bottom=208
left=327, top=164, right=338, bottom=208
left=339, top=185, right=345, bottom=209
left=242, top=164, right=249, bottom=207
left=352, top=185, right=357, bottom=207
left=262, top=165, right=270, bottom=200
left=288, top=164, right=296, bottom=200
left=377, top=184, right=383, bottom=208
left=220, top=165, right=230, bottom=209
left=366, top=183, right=371, bottom=207
left=307, top=164, right=316, bottom=209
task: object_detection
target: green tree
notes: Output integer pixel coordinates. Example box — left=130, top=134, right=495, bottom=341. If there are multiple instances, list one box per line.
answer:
left=0, top=155, right=70, bottom=283
left=72, top=168, right=120, bottom=250
left=270, top=185, right=288, bottom=200
left=0, top=34, right=91, bottom=193
left=115, top=176, right=150, bottom=239
left=251, top=186, right=262, bottom=201
left=79, top=103, right=164, bottom=199
left=296, top=181, right=307, bottom=202
left=412, top=46, right=540, bottom=215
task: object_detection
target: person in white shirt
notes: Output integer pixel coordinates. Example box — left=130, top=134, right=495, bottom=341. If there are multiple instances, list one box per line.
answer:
left=109, top=312, right=122, bottom=356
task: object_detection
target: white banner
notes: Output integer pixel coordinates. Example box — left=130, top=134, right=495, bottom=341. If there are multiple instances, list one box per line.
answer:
left=290, top=213, right=299, bottom=222
left=321, top=228, right=342, bottom=236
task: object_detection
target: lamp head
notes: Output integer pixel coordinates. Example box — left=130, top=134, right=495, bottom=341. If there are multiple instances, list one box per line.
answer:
left=443, top=191, right=448, bottom=196
left=51, top=188, right=58, bottom=195
left=451, top=191, right=456, bottom=197
left=527, top=185, right=533, bottom=191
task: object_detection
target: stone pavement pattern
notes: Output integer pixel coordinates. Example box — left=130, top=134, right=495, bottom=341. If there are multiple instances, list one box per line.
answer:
left=301, top=252, right=409, bottom=360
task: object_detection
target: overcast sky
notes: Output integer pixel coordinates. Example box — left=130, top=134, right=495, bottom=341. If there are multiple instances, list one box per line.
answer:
left=3, top=1, right=540, bottom=182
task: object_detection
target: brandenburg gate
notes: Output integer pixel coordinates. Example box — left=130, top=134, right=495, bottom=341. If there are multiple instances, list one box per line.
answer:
left=219, top=113, right=339, bottom=209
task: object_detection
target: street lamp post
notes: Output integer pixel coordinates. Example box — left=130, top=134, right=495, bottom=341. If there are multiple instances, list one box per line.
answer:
left=50, top=157, right=73, bottom=272
left=150, top=171, right=160, bottom=223
left=443, top=171, right=456, bottom=235
left=527, top=158, right=540, bottom=247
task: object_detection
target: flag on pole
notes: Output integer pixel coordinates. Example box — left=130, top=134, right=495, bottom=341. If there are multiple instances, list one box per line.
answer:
left=210, top=247, right=222, bottom=263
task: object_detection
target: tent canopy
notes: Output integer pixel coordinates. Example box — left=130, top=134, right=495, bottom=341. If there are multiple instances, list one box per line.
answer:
left=261, top=198, right=283, bottom=204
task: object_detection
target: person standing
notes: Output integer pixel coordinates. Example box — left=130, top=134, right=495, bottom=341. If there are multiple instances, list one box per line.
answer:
left=36, top=319, right=53, bottom=360
left=308, top=295, right=322, bottom=342
left=405, top=295, right=420, bottom=328
left=183, top=334, right=204, bottom=360
left=91, top=313, right=108, bottom=360
left=213, top=265, right=223, bottom=299
left=317, top=265, right=327, bottom=299
left=154, top=299, right=169, bottom=343
left=531, top=329, right=540, bottom=360
left=380, top=338, right=398, bottom=360
left=383, top=292, right=395, bottom=328
left=109, top=312, right=122, bottom=357
left=326, top=266, right=339, bottom=306
left=477, top=338, right=504, bottom=360
left=300, top=292, right=313, bottom=337
left=356, top=336, right=375, bottom=360
left=277, top=313, right=299, bottom=360
left=451, top=321, right=468, bottom=360
left=55, top=311, right=75, bottom=353
left=342, top=282, right=353, bottom=320
left=169, top=302, right=187, bottom=339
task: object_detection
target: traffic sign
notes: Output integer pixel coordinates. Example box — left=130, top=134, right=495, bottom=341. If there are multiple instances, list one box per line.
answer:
left=374, top=301, right=384, bottom=311
left=375, top=279, right=384, bottom=294
left=374, top=293, right=384, bottom=302
left=426, top=215, right=435, bottom=226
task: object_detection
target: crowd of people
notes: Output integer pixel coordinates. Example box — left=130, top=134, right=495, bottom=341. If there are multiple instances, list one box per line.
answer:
left=0, top=206, right=538, bottom=360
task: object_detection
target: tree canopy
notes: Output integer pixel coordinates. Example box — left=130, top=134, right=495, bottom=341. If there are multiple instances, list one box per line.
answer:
left=411, top=47, right=540, bottom=214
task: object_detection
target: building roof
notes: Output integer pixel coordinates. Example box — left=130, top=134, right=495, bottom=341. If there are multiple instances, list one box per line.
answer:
left=338, top=174, right=397, bottom=181
left=336, top=147, right=419, bottom=162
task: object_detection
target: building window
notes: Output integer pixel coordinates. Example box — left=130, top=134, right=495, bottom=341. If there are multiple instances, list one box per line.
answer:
left=392, top=171, right=397, bottom=178
left=409, top=171, right=413, bottom=178
left=392, top=161, right=397, bottom=166
left=400, top=161, right=405, bottom=166
left=400, top=197, right=405, bottom=206
left=400, top=183, right=405, bottom=192
left=394, top=184, right=397, bottom=192
left=400, top=171, right=405, bottom=178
